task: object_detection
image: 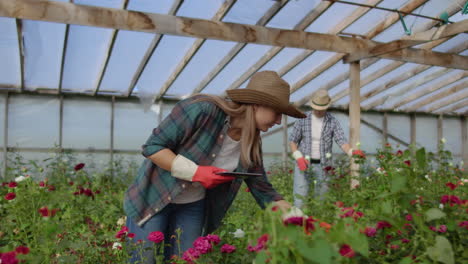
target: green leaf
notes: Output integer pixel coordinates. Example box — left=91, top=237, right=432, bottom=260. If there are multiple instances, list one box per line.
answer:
left=346, top=229, right=369, bottom=257
left=416, top=147, right=426, bottom=170
left=425, top=208, right=446, bottom=222
left=254, top=250, right=269, bottom=264
left=299, top=238, right=332, bottom=264
left=380, top=200, right=392, bottom=215
left=391, top=173, right=407, bottom=193
left=426, top=236, right=454, bottom=264
left=399, top=257, right=413, bottom=264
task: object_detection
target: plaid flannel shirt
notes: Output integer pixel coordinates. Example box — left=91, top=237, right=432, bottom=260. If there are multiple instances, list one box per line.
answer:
left=289, top=111, right=347, bottom=168
left=123, top=95, right=283, bottom=233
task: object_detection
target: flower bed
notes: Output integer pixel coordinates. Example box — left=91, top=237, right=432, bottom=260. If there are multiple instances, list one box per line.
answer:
left=0, top=143, right=467, bottom=263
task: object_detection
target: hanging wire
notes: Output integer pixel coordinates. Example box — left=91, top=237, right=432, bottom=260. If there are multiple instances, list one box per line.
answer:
left=323, top=0, right=448, bottom=23
left=408, top=2, right=425, bottom=34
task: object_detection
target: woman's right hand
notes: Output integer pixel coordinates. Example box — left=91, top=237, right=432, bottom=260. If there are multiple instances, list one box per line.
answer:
left=192, top=166, right=234, bottom=189
left=171, top=155, right=234, bottom=189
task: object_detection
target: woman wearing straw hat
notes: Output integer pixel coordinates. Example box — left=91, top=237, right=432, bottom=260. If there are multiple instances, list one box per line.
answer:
left=123, top=71, right=306, bottom=263
left=289, top=89, right=353, bottom=208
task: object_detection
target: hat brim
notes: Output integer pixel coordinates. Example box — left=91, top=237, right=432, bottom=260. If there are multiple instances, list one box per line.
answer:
left=310, top=102, right=330, bottom=111
left=226, top=89, right=306, bottom=118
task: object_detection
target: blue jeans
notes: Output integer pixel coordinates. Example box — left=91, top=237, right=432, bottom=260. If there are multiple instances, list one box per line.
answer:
left=126, top=199, right=205, bottom=263
left=293, top=163, right=328, bottom=208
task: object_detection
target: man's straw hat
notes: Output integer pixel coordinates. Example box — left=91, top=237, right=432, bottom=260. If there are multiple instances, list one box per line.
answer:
left=310, top=89, right=331, bottom=111
left=226, top=71, right=306, bottom=118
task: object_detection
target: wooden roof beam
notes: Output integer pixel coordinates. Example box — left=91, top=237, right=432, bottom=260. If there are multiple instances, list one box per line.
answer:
left=154, top=0, right=237, bottom=100
left=224, top=0, right=335, bottom=92
left=296, top=0, right=464, bottom=107
left=2, top=0, right=467, bottom=70
left=340, top=41, right=468, bottom=108
left=387, top=71, right=468, bottom=110
left=189, top=0, right=331, bottom=95
left=432, top=96, right=468, bottom=113
left=295, top=39, right=451, bottom=107
left=403, top=80, right=468, bottom=112
left=93, top=0, right=129, bottom=96
left=274, top=0, right=385, bottom=90
left=344, top=19, right=468, bottom=63
left=290, top=0, right=429, bottom=99
left=124, top=0, right=182, bottom=97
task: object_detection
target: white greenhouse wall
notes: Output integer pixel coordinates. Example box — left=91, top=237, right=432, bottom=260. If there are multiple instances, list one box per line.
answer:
left=114, top=101, right=160, bottom=150
left=0, top=94, right=466, bottom=177
left=8, top=95, right=60, bottom=148
left=62, top=98, right=111, bottom=149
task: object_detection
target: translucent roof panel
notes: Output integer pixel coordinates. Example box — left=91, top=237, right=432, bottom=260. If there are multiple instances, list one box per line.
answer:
left=382, top=69, right=465, bottom=109
left=423, top=89, right=468, bottom=112
left=455, top=106, right=468, bottom=114
left=405, top=0, right=454, bottom=33
left=98, top=0, right=177, bottom=94
left=134, top=35, right=198, bottom=97
left=449, top=10, right=467, bottom=23
left=61, top=25, right=114, bottom=92
left=305, top=0, right=370, bottom=33
left=258, top=48, right=305, bottom=72
left=265, top=0, right=320, bottom=29
left=23, top=20, right=65, bottom=91
left=360, top=59, right=395, bottom=82
left=373, top=1, right=466, bottom=43
left=403, top=78, right=467, bottom=111
left=203, top=44, right=273, bottom=94
left=236, top=47, right=306, bottom=89
left=134, top=0, right=226, bottom=97
left=176, top=0, right=225, bottom=20
left=343, top=0, right=409, bottom=36
left=432, top=34, right=468, bottom=52
left=127, top=0, right=176, bottom=13
left=291, top=61, right=349, bottom=102
left=0, top=17, right=20, bottom=87
left=336, top=62, right=426, bottom=106
left=221, top=0, right=275, bottom=25
left=75, top=0, right=123, bottom=9
left=282, top=51, right=337, bottom=86
left=436, top=98, right=468, bottom=114
left=98, top=31, right=155, bottom=94
left=165, top=39, right=238, bottom=96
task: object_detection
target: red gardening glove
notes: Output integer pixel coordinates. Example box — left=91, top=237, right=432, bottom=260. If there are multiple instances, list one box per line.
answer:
left=192, top=166, right=235, bottom=189
left=296, top=157, right=309, bottom=171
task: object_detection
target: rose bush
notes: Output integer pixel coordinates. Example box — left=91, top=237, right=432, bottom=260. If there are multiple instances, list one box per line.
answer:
left=0, top=142, right=466, bottom=263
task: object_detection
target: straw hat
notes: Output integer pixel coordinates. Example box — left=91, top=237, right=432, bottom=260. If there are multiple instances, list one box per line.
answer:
left=226, top=71, right=306, bottom=118
left=310, top=89, right=331, bottom=111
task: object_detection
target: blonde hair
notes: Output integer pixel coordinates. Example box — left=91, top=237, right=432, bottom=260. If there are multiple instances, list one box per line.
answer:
left=193, top=94, right=262, bottom=168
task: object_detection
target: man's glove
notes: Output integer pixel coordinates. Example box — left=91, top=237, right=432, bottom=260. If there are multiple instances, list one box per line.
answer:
left=171, top=155, right=234, bottom=189
left=292, top=150, right=309, bottom=171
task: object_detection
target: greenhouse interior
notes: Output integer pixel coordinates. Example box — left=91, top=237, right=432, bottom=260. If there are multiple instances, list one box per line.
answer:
left=0, top=0, right=467, bottom=263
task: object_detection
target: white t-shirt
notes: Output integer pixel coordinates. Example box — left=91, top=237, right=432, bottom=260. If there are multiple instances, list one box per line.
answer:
left=310, top=114, right=324, bottom=160
left=172, top=134, right=241, bottom=204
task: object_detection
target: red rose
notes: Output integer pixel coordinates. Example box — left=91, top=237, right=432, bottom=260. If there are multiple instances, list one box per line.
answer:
left=74, top=163, right=85, bottom=171
left=5, top=192, right=16, bottom=200
left=15, top=246, right=30, bottom=255
left=339, top=244, right=355, bottom=258
left=148, top=231, right=164, bottom=243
